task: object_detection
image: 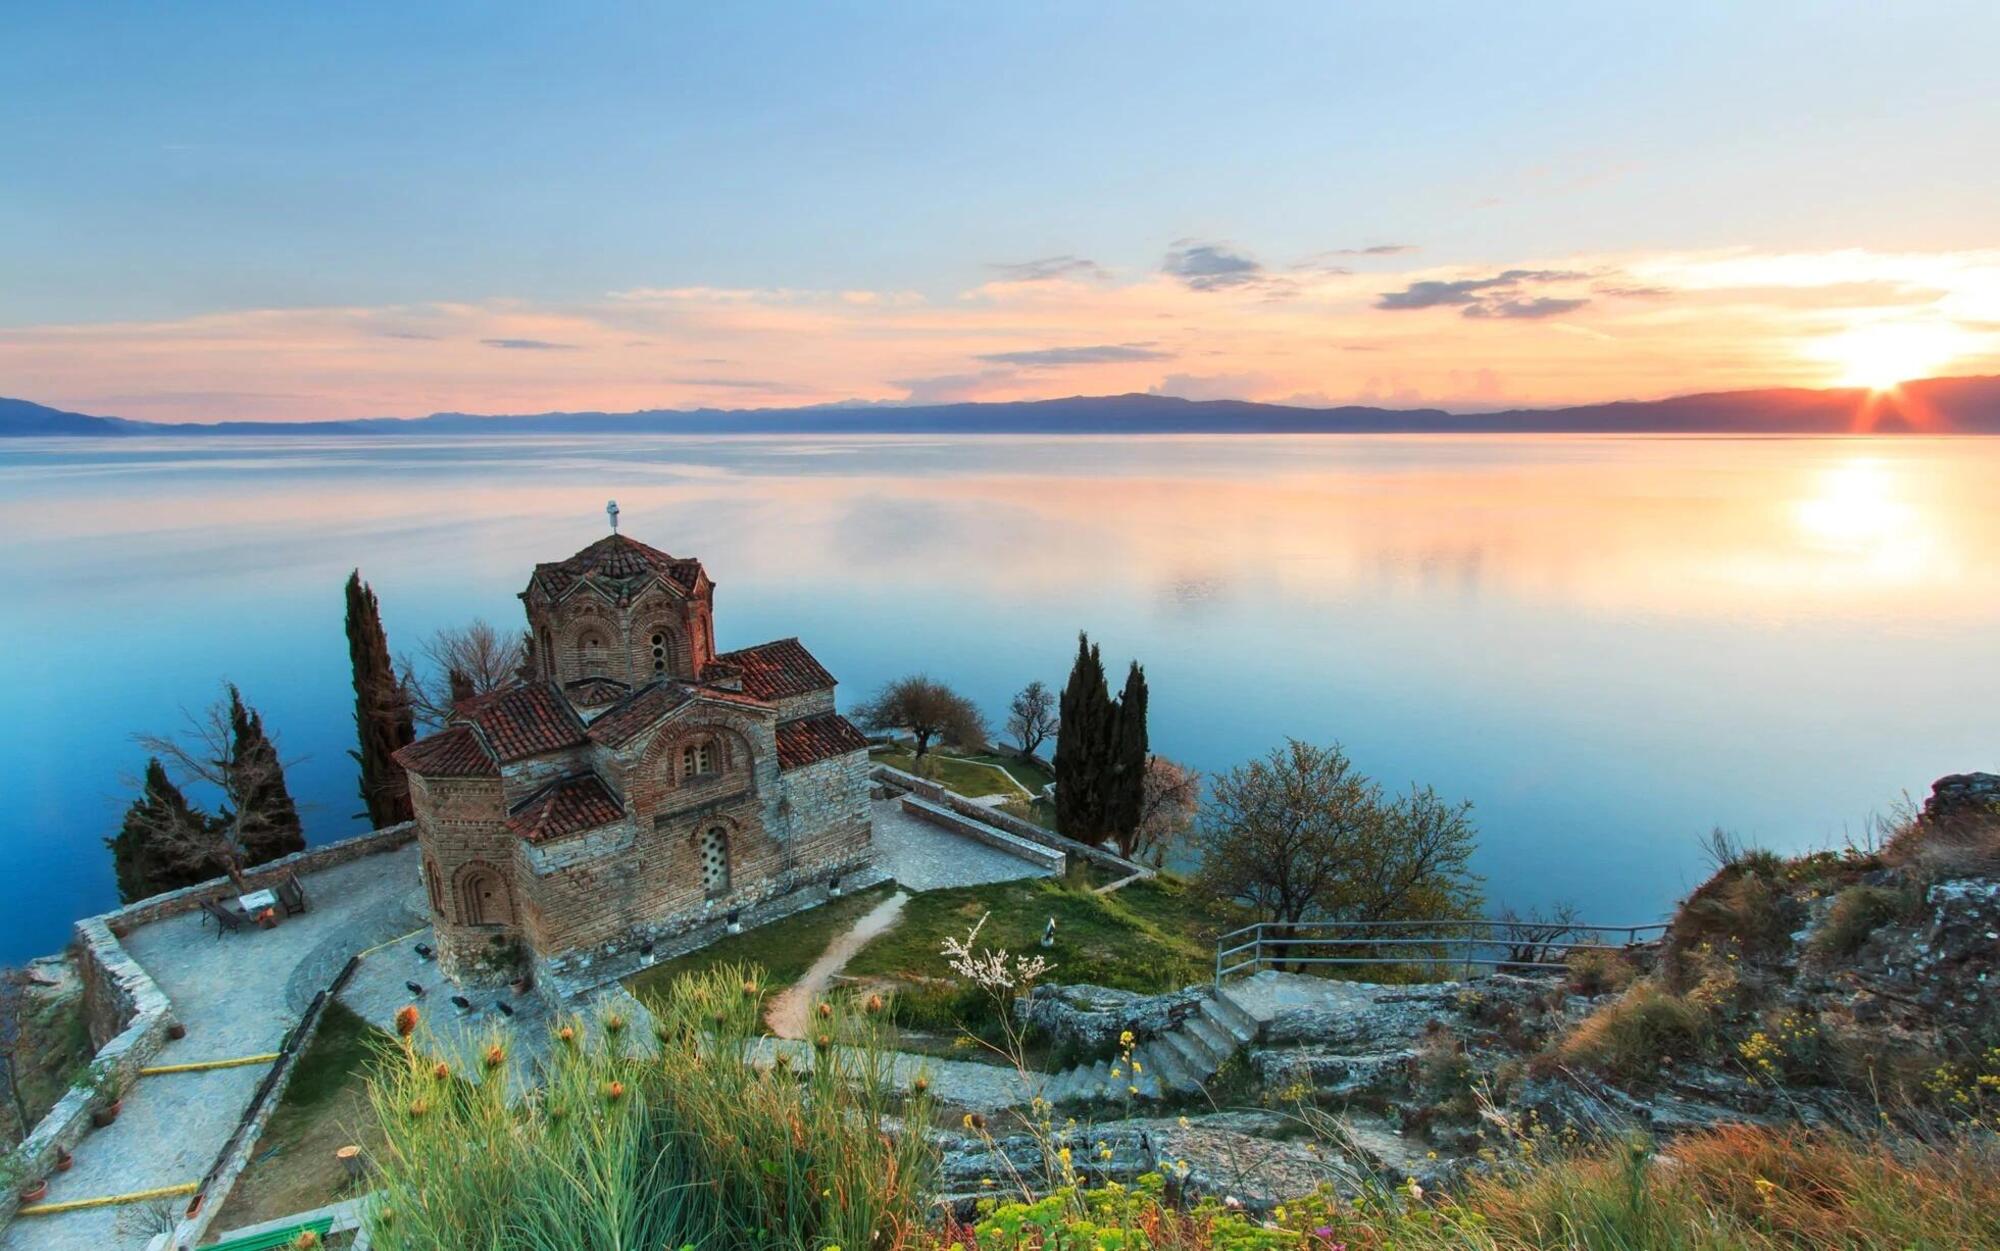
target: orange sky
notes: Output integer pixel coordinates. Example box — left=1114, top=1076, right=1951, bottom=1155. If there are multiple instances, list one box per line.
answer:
left=5, top=245, right=1999, bottom=423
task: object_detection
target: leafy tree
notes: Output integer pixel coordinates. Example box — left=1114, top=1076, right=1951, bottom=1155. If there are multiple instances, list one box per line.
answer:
left=853, top=675, right=988, bottom=761
left=228, top=686, right=305, bottom=863
left=130, top=685, right=304, bottom=892
left=1193, top=740, right=1481, bottom=959
left=400, top=618, right=528, bottom=729
left=1118, top=754, right=1200, bottom=864
left=1054, top=634, right=1114, bottom=842
left=1004, top=679, right=1060, bottom=759
left=346, top=570, right=415, bottom=827
left=1106, top=661, right=1149, bottom=844
left=1054, top=635, right=1152, bottom=850
left=106, top=758, right=219, bottom=902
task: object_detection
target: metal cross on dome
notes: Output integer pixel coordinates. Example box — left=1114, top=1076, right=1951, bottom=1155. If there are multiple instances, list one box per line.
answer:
left=606, top=499, right=620, bottom=533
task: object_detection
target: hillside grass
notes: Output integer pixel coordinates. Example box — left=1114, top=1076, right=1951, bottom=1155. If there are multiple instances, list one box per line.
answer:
left=624, top=880, right=899, bottom=1006
left=208, top=1001, right=386, bottom=1231
left=869, top=745, right=1031, bottom=799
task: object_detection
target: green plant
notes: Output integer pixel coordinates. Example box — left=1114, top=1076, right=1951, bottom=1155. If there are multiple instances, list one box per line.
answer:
left=363, top=964, right=936, bottom=1251
left=1564, top=946, right=1635, bottom=996
left=1810, top=883, right=1913, bottom=959
left=1551, top=979, right=1710, bottom=1083
left=77, top=1056, right=121, bottom=1102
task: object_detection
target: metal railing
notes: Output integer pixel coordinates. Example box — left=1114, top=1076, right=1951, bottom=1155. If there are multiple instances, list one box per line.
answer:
left=1214, top=918, right=1668, bottom=984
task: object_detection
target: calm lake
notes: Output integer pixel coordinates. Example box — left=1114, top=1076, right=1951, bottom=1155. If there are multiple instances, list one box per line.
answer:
left=2, top=433, right=1996, bottom=964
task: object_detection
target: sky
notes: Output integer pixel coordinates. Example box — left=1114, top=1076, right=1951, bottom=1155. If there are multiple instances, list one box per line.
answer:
left=3, top=2, right=1999, bottom=422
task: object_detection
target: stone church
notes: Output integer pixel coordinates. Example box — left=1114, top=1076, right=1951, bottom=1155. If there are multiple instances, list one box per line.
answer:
left=393, top=532, right=874, bottom=983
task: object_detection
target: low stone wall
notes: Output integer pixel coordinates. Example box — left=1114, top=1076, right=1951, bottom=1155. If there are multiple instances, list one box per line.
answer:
left=0, top=918, right=177, bottom=1228
left=871, top=764, right=1151, bottom=879
left=0, top=823, right=414, bottom=1235
left=101, top=822, right=418, bottom=935
left=898, top=795, right=1066, bottom=873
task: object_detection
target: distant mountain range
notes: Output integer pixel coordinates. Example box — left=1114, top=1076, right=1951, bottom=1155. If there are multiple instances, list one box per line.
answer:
left=6, top=375, right=2000, bottom=437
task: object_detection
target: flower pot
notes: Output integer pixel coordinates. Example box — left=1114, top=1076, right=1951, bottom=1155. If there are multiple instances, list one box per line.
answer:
left=90, top=1102, right=119, bottom=1128
left=167, top=1022, right=187, bottom=1041
left=20, top=1180, right=46, bottom=1203
left=54, top=1148, right=72, bottom=1173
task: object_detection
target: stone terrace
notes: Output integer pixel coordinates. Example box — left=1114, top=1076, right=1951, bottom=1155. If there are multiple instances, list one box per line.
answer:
left=2, top=847, right=424, bottom=1251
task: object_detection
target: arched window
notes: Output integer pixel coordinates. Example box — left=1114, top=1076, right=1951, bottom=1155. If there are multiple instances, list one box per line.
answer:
left=576, top=628, right=609, bottom=677
left=650, top=630, right=672, bottom=675
left=700, top=827, right=731, bottom=897
left=459, top=866, right=510, bottom=926
left=680, top=738, right=716, bottom=782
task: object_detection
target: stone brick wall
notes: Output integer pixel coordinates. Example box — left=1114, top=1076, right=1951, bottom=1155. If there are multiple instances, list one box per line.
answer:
left=872, top=763, right=1151, bottom=878
left=99, top=822, right=417, bottom=936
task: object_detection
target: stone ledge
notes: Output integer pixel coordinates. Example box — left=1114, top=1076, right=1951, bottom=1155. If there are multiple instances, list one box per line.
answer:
left=872, top=764, right=1149, bottom=879
left=898, top=795, right=1065, bottom=873
left=100, top=823, right=418, bottom=935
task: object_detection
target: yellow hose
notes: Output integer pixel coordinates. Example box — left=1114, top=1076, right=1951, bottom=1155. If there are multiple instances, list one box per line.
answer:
left=139, top=1052, right=279, bottom=1075
left=17, top=1180, right=197, bottom=1215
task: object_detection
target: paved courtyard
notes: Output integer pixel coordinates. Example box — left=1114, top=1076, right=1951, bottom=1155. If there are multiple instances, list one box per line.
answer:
left=3, top=846, right=424, bottom=1251
left=868, top=795, right=1054, bottom=891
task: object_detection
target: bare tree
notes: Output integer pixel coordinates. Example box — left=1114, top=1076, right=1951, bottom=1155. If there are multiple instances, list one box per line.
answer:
left=1495, top=901, right=1584, bottom=968
left=401, top=619, right=528, bottom=728
left=1117, top=754, right=1201, bottom=864
left=0, top=968, right=31, bottom=1137
left=853, top=675, right=988, bottom=761
left=133, top=686, right=301, bottom=893
left=1004, top=680, right=1059, bottom=760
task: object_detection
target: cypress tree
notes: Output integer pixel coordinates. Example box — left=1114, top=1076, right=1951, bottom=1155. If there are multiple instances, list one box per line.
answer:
left=105, top=758, right=218, bottom=903
left=1106, top=661, right=1150, bottom=846
left=1055, top=633, right=1112, bottom=841
left=345, top=570, right=415, bottom=827
left=226, top=684, right=306, bottom=864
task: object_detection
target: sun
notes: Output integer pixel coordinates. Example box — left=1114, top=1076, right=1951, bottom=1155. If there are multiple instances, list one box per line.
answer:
left=1814, top=321, right=1972, bottom=391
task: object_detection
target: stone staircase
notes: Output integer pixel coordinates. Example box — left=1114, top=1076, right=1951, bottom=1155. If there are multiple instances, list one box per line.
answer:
left=1039, top=985, right=1260, bottom=1105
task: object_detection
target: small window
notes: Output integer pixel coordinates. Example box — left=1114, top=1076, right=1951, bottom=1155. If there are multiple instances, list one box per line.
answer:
left=651, top=631, right=669, bottom=674
left=700, top=827, right=731, bottom=897
left=681, top=740, right=715, bottom=781
left=577, top=630, right=609, bottom=677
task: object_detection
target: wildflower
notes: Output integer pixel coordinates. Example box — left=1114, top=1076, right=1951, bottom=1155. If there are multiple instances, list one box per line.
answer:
left=913, top=1076, right=930, bottom=1094
left=980, top=1177, right=994, bottom=1188
left=1224, top=1195, right=1244, bottom=1210
left=1119, top=1030, right=1135, bottom=1047
left=604, top=1080, right=626, bottom=1102
left=964, top=1112, right=987, bottom=1131
left=1178, top=1116, right=1190, bottom=1129
left=814, top=1033, right=833, bottom=1052
left=865, top=993, right=885, bottom=1015
left=1128, top=1085, right=1138, bottom=1095
left=432, top=1061, right=450, bottom=1081
left=394, top=1005, right=420, bottom=1037
left=818, top=1001, right=835, bottom=1020
left=293, top=1231, right=321, bottom=1250
left=557, top=1025, right=577, bottom=1046
left=408, top=1098, right=429, bottom=1117
left=483, top=1044, right=505, bottom=1070
left=1130, top=1061, right=1141, bottom=1074
left=604, top=1013, right=626, bottom=1035
left=742, top=979, right=759, bottom=998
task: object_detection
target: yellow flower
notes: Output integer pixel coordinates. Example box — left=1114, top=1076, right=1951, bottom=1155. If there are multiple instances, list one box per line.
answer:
left=1131, top=1061, right=1142, bottom=1074
left=1119, top=1030, right=1135, bottom=1046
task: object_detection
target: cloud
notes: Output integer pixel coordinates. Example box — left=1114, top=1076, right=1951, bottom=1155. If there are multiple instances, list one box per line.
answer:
left=1376, top=269, right=1586, bottom=311
left=1334, top=244, right=1419, bottom=256
left=986, top=255, right=1108, bottom=282
left=481, top=338, right=578, bottom=351
left=1163, top=241, right=1264, bottom=291
left=379, top=330, right=440, bottom=340
left=1595, top=284, right=1675, bottom=299
left=975, top=343, right=1171, bottom=367
left=1462, top=296, right=1590, bottom=320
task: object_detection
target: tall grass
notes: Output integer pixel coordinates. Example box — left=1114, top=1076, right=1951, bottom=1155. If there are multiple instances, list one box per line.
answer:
left=362, top=964, right=937, bottom=1251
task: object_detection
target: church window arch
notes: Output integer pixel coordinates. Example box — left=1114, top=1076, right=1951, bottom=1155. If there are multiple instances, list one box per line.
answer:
left=699, top=827, right=731, bottom=898
left=576, top=627, right=610, bottom=677
left=680, top=737, right=717, bottom=782
left=454, top=861, right=513, bottom=927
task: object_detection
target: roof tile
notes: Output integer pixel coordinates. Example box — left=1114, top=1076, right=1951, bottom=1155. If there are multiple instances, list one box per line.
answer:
left=775, top=712, right=870, bottom=770
left=458, top=682, right=588, bottom=762
left=394, top=725, right=500, bottom=778
left=714, top=638, right=836, bottom=702
left=507, top=773, right=625, bottom=844
left=530, top=534, right=704, bottom=603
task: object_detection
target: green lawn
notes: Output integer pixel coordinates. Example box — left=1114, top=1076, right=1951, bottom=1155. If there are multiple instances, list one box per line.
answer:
left=868, top=746, right=1028, bottom=799
left=845, top=873, right=1241, bottom=995
left=625, top=881, right=899, bottom=1005
left=209, top=1001, right=387, bottom=1232
left=957, top=751, right=1055, bottom=794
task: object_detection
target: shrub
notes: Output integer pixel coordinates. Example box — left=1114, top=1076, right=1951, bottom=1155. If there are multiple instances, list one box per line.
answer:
left=1810, top=883, right=1913, bottom=959
left=362, top=965, right=936, bottom=1251
left=1664, top=858, right=1800, bottom=984
left=1551, top=980, right=1710, bottom=1083
left=1564, top=947, right=1635, bottom=996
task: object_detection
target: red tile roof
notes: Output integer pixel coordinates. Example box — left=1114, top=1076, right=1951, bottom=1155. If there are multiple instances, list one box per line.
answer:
left=394, top=725, right=500, bottom=779
left=714, top=638, right=837, bottom=702
left=775, top=712, right=870, bottom=770
left=564, top=675, right=631, bottom=706
left=507, top=773, right=625, bottom=844
left=530, top=534, right=705, bottom=604
left=458, top=682, right=588, bottom=763
left=587, top=682, right=695, bottom=747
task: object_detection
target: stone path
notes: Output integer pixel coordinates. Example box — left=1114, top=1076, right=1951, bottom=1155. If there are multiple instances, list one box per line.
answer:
left=765, top=890, right=909, bottom=1038
left=746, top=1037, right=1049, bottom=1112
left=2, top=847, right=423, bottom=1251
left=337, top=928, right=557, bottom=1094
left=868, top=795, right=1052, bottom=892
